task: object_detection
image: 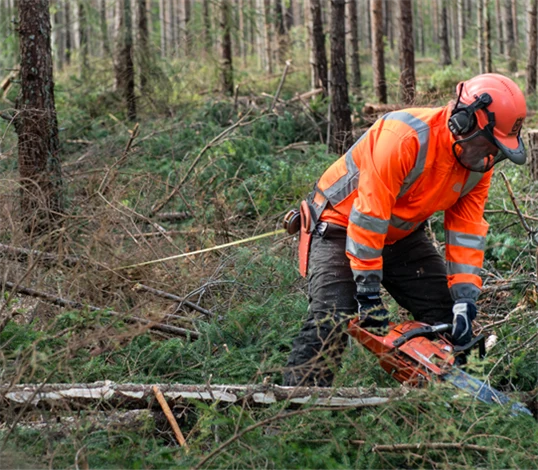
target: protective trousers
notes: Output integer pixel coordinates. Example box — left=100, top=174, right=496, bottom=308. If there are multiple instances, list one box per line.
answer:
left=283, top=222, right=454, bottom=387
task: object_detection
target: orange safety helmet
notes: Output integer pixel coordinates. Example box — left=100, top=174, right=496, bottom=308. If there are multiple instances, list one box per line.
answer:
left=452, top=73, right=527, bottom=165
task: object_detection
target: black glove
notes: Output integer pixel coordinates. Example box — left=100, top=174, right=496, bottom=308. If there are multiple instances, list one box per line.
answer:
left=357, top=294, right=389, bottom=336
left=451, top=300, right=477, bottom=346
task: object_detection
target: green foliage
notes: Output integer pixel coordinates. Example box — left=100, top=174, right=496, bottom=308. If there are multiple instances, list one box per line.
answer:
left=429, top=65, right=475, bottom=95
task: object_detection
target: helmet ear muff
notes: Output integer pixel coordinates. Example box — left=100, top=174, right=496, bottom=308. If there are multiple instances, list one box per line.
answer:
left=448, top=91, right=493, bottom=136
left=448, top=109, right=477, bottom=135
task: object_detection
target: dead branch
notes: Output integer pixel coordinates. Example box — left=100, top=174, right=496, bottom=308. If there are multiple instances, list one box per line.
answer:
left=134, top=283, right=214, bottom=318
left=288, top=87, right=324, bottom=103
left=499, top=171, right=535, bottom=235
left=154, top=211, right=191, bottom=222
left=153, top=385, right=189, bottom=449
left=2, top=281, right=200, bottom=339
left=371, top=442, right=505, bottom=454
left=0, top=242, right=83, bottom=268
left=484, top=209, right=538, bottom=222
left=269, top=60, right=291, bottom=112
left=0, top=382, right=402, bottom=408
left=362, top=103, right=403, bottom=116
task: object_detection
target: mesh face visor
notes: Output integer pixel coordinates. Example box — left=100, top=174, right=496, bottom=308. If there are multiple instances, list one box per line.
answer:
left=451, top=127, right=504, bottom=173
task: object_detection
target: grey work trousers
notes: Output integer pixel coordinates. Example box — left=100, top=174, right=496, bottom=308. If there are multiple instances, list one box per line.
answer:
left=283, top=222, right=454, bottom=387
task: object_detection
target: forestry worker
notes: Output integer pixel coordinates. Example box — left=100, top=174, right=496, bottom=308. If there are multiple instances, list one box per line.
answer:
left=284, top=73, right=527, bottom=387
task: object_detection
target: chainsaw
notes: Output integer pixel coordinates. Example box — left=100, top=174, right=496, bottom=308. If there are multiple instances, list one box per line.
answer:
left=347, top=319, right=532, bottom=417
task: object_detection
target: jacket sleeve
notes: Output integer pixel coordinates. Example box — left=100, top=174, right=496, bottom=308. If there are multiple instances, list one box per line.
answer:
left=347, top=126, right=419, bottom=295
left=444, top=169, right=493, bottom=302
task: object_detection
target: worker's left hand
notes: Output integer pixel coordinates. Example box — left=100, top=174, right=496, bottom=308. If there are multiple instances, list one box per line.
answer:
left=451, top=300, right=477, bottom=346
left=357, top=294, right=390, bottom=336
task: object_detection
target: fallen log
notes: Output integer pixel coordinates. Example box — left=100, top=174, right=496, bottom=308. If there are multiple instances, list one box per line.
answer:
left=0, top=243, right=83, bottom=268
left=362, top=103, right=403, bottom=116
left=3, top=282, right=200, bottom=339
left=0, top=381, right=402, bottom=408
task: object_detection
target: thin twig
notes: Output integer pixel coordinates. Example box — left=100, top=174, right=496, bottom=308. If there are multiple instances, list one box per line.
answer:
left=269, top=60, right=291, bottom=112
left=499, top=171, right=534, bottom=235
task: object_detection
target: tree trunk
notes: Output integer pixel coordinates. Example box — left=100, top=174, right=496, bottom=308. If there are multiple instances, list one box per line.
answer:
left=329, top=0, right=353, bottom=155
left=495, top=0, right=504, bottom=53
left=285, top=0, right=294, bottom=31
left=16, top=0, right=64, bottom=233
left=137, top=0, right=150, bottom=92
left=53, top=0, right=65, bottom=70
left=504, top=0, right=517, bottom=71
left=220, top=0, right=234, bottom=95
left=484, top=0, right=492, bottom=72
left=65, top=0, right=72, bottom=64
left=202, top=0, right=211, bottom=56
left=100, top=0, right=111, bottom=55
left=398, top=0, right=415, bottom=104
left=275, top=0, right=288, bottom=64
left=159, top=0, right=166, bottom=56
left=439, top=0, right=451, bottom=65
left=262, top=0, right=273, bottom=74
left=114, top=0, right=136, bottom=121
left=512, top=0, right=519, bottom=42
left=371, top=0, right=386, bottom=103
left=383, top=0, right=393, bottom=50
left=184, top=0, right=191, bottom=55
left=457, top=0, right=465, bottom=63
left=78, top=1, right=89, bottom=77
left=478, top=0, right=486, bottom=73
left=310, top=0, right=328, bottom=93
left=432, top=0, right=439, bottom=44
left=527, top=0, right=538, bottom=95
left=347, top=0, right=361, bottom=94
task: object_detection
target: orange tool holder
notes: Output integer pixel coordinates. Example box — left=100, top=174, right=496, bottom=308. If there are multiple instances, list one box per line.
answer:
left=348, top=319, right=456, bottom=386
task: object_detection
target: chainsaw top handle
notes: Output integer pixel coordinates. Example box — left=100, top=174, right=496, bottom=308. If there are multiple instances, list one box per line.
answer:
left=392, top=323, right=486, bottom=358
left=392, top=323, right=452, bottom=347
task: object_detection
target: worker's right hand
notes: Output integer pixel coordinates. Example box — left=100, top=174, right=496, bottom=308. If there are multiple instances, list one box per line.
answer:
left=357, top=294, right=389, bottom=336
left=451, top=300, right=477, bottom=346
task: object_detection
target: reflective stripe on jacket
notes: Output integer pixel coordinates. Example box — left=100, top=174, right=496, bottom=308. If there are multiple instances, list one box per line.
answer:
left=312, top=106, right=492, bottom=301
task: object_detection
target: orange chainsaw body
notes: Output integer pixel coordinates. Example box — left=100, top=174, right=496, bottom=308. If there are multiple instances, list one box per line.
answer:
left=348, top=319, right=456, bottom=386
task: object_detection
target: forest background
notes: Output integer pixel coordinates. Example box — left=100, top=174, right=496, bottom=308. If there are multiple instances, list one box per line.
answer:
left=0, top=0, right=538, bottom=468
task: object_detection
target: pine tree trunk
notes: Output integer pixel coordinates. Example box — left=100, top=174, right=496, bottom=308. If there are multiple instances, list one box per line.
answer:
left=371, top=0, right=386, bottom=103
left=504, top=0, right=517, bottom=71
left=53, top=0, right=65, bottom=70
left=115, top=0, right=136, bottom=120
left=275, top=0, right=288, bottom=64
left=439, top=0, right=451, bottom=65
left=101, top=0, right=111, bottom=55
left=159, top=0, right=166, bottom=56
left=310, top=0, right=328, bottom=93
left=285, top=0, right=294, bottom=31
left=220, top=0, right=234, bottom=95
left=484, top=0, right=492, bottom=71
left=527, top=0, right=538, bottom=94
left=398, top=0, right=415, bottom=104
left=202, top=0, right=211, bottom=55
left=512, top=0, right=518, bottom=42
left=432, top=0, right=439, bottom=44
left=184, top=0, right=191, bottom=55
left=16, top=0, right=64, bottom=232
left=347, top=0, right=361, bottom=94
left=65, top=0, right=72, bottom=64
left=138, top=0, right=150, bottom=92
left=383, top=0, right=393, bottom=50
left=78, top=1, right=89, bottom=76
left=457, top=0, right=464, bottom=62
left=329, top=0, right=352, bottom=155
left=478, top=0, right=486, bottom=73
left=495, top=0, right=504, bottom=53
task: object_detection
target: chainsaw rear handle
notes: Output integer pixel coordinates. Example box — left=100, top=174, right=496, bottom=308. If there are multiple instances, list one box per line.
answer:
left=392, top=323, right=452, bottom=347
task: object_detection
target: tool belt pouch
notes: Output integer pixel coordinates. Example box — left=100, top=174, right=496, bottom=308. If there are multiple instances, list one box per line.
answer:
left=298, top=200, right=314, bottom=277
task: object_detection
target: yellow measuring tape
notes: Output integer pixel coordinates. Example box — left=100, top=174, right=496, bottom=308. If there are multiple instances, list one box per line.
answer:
left=117, top=228, right=286, bottom=270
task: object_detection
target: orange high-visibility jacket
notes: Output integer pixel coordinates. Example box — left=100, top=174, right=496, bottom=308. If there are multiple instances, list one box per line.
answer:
left=310, top=106, right=492, bottom=302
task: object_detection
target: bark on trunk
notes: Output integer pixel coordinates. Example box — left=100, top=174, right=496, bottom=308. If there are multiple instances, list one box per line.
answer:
left=78, top=1, right=89, bottom=76
left=329, top=0, right=353, bottom=155
left=484, top=0, right=492, bottom=72
left=496, top=0, right=504, bottom=53
left=65, top=0, right=72, bottom=64
left=347, top=0, right=361, bottom=94
left=220, top=0, right=234, bottom=95
left=137, top=0, right=150, bottom=92
left=398, top=0, right=415, bottom=104
left=275, top=0, right=288, bottom=64
left=114, top=0, right=137, bottom=121
left=371, top=0, right=386, bottom=103
left=310, top=0, right=328, bottom=93
left=101, top=0, right=111, bottom=55
left=478, top=0, right=486, bottom=73
left=16, top=0, right=64, bottom=233
left=439, top=0, right=452, bottom=65
left=457, top=0, right=465, bottom=63
left=202, top=0, right=211, bottom=55
left=527, top=0, right=538, bottom=95
left=504, top=0, right=518, bottom=71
